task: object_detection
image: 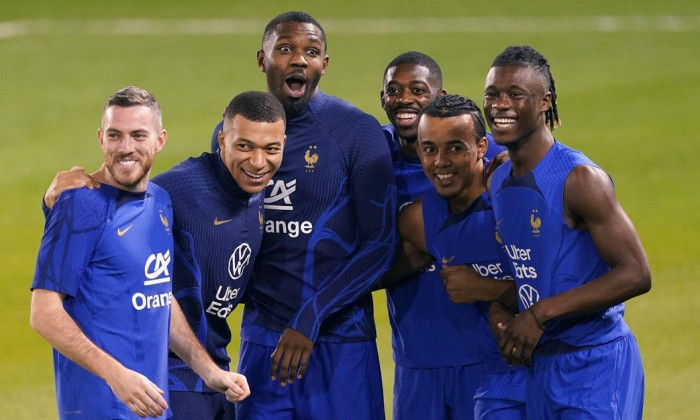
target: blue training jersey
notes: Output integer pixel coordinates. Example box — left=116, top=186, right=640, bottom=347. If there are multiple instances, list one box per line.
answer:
left=151, top=152, right=264, bottom=392
left=384, top=123, right=506, bottom=368
left=490, top=141, right=630, bottom=347
left=212, top=91, right=396, bottom=345
left=422, top=187, right=521, bottom=372
left=32, top=184, right=173, bottom=419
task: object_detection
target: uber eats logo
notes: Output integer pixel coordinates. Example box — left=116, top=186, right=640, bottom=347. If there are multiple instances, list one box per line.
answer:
left=264, top=178, right=313, bottom=238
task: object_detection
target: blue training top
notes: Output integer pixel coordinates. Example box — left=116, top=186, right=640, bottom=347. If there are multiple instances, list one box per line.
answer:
left=384, top=123, right=507, bottom=368
left=213, top=91, right=397, bottom=345
left=33, top=183, right=173, bottom=419
left=152, top=152, right=264, bottom=392
left=490, top=141, right=630, bottom=347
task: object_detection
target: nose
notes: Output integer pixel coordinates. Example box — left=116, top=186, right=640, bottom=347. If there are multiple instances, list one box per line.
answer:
left=249, top=148, right=265, bottom=168
left=492, top=93, right=510, bottom=109
left=396, top=90, right=414, bottom=104
left=434, top=149, right=449, bottom=167
left=290, top=50, right=308, bottom=68
left=119, top=136, right=136, bottom=153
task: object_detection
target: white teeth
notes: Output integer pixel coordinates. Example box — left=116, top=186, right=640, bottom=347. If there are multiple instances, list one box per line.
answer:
left=436, top=173, right=453, bottom=180
left=119, top=160, right=136, bottom=166
left=494, top=117, right=516, bottom=125
left=243, top=169, right=263, bottom=179
left=396, top=112, right=416, bottom=120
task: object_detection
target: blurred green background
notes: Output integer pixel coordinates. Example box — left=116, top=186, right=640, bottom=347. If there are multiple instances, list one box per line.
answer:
left=2, top=1, right=698, bottom=418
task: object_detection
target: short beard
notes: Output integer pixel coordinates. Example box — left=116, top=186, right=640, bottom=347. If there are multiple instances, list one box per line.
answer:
left=282, top=98, right=306, bottom=117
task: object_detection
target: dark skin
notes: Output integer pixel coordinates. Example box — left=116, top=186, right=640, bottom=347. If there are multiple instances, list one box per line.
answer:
left=396, top=113, right=516, bottom=309
left=380, top=62, right=445, bottom=156
left=483, top=64, right=651, bottom=365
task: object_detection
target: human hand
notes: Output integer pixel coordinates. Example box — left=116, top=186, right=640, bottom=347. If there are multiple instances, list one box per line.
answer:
left=205, top=370, right=251, bottom=402
left=270, top=328, right=313, bottom=386
left=44, top=166, right=100, bottom=209
left=106, top=366, right=168, bottom=418
left=497, top=307, right=545, bottom=366
left=440, top=264, right=487, bottom=303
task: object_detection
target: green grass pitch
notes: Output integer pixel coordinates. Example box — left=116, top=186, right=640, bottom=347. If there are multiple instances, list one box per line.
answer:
left=2, top=1, right=698, bottom=418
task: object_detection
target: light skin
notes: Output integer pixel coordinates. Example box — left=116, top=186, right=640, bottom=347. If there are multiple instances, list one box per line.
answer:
left=257, top=21, right=328, bottom=116
left=217, top=114, right=286, bottom=195
left=483, top=64, right=651, bottom=365
left=380, top=62, right=445, bottom=155
left=396, top=113, right=514, bottom=305
left=35, top=104, right=250, bottom=417
left=93, top=105, right=166, bottom=192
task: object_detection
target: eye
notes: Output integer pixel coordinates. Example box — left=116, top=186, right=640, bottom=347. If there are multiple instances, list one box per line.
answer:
left=385, top=87, right=399, bottom=96
left=278, top=45, right=292, bottom=53
left=411, top=87, right=426, bottom=95
left=422, top=146, right=436, bottom=155
left=306, top=48, right=319, bottom=56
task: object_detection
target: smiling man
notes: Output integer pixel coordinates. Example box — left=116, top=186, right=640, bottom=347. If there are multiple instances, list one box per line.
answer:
left=387, top=94, right=526, bottom=420
left=209, top=11, right=396, bottom=420
left=32, top=86, right=251, bottom=420
left=484, top=45, right=651, bottom=419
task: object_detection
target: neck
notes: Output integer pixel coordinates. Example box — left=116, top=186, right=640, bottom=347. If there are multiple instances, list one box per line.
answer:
left=506, top=126, right=555, bottom=177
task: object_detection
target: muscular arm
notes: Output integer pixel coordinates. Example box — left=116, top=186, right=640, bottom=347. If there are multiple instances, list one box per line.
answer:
left=499, top=165, right=651, bottom=365
left=533, top=165, right=651, bottom=324
left=374, top=199, right=432, bottom=290
left=30, top=289, right=168, bottom=418
left=169, top=298, right=250, bottom=402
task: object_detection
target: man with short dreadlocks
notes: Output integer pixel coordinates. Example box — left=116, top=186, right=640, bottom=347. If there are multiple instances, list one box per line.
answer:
left=483, top=45, right=651, bottom=419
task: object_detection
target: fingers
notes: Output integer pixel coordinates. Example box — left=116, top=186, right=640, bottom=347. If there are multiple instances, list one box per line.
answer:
left=269, top=347, right=282, bottom=382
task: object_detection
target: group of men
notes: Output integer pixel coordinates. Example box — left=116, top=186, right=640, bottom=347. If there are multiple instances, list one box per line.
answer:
left=31, top=10, right=651, bottom=420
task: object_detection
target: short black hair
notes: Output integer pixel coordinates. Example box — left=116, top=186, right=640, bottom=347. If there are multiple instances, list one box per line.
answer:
left=263, top=11, right=327, bottom=50
left=223, top=91, right=286, bottom=125
left=422, top=94, right=486, bottom=141
left=491, top=45, right=560, bottom=130
left=383, top=51, right=442, bottom=88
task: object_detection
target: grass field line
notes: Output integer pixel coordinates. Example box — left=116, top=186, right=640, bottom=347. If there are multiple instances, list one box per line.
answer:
left=1, top=15, right=699, bottom=39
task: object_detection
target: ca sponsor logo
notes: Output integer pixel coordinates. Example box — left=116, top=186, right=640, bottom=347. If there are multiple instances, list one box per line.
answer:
left=228, top=243, right=251, bottom=280
left=518, top=284, right=540, bottom=309
left=144, top=250, right=171, bottom=285
left=132, top=250, right=172, bottom=310
left=265, top=179, right=296, bottom=211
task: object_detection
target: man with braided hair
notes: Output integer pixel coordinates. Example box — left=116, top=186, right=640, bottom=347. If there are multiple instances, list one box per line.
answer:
left=484, top=45, right=651, bottom=418
left=378, top=52, right=512, bottom=419
left=389, top=93, right=528, bottom=419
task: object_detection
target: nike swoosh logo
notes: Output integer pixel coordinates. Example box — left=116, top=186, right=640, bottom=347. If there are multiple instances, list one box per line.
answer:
left=441, top=255, right=455, bottom=264
left=117, top=224, right=133, bottom=237
left=214, top=217, right=232, bottom=226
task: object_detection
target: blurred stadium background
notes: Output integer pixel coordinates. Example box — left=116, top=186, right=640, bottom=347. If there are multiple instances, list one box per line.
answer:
left=2, top=1, right=698, bottom=418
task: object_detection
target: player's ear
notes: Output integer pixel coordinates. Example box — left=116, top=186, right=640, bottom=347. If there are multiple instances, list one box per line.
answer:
left=477, top=136, right=487, bottom=159
left=155, top=129, right=167, bottom=153
left=539, top=91, right=552, bottom=113
left=257, top=50, right=266, bottom=73
left=217, top=129, right=225, bottom=151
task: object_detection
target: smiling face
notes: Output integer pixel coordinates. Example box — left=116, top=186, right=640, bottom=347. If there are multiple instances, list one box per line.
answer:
left=483, top=64, right=551, bottom=148
left=97, top=105, right=166, bottom=192
left=218, top=114, right=286, bottom=194
left=417, top=114, right=486, bottom=212
left=381, top=63, right=444, bottom=148
left=257, top=21, right=328, bottom=116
